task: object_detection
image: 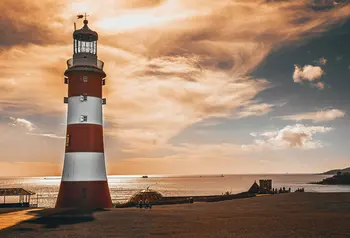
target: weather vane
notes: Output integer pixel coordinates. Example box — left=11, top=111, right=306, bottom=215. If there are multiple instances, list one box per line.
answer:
left=77, top=13, right=89, bottom=20
left=74, top=13, right=89, bottom=30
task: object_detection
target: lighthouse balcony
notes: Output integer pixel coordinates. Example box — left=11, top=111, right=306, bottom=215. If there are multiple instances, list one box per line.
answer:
left=67, top=57, right=104, bottom=70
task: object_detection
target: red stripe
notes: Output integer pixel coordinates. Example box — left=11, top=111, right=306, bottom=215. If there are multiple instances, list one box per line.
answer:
left=67, top=72, right=103, bottom=98
left=55, top=181, right=112, bottom=208
left=66, top=124, right=104, bottom=153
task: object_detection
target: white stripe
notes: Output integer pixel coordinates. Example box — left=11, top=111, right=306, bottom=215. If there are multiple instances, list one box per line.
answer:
left=67, top=96, right=103, bottom=125
left=62, top=152, right=107, bottom=181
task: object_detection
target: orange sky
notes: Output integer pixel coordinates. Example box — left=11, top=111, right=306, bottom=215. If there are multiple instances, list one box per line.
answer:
left=0, top=0, right=350, bottom=176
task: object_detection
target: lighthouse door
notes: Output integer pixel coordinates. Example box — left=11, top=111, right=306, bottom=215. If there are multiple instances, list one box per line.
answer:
left=82, top=188, right=87, bottom=206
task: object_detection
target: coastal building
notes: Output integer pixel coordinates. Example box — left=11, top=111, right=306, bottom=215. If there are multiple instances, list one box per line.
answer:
left=248, top=181, right=260, bottom=194
left=55, top=15, right=112, bottom=208
left=0, top=188, right=36, bottom=208
left=259, top=179, right=272, bottom=193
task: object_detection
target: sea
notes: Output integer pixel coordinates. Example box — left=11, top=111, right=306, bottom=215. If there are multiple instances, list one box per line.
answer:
left=1, top=174, right=350, bottom=208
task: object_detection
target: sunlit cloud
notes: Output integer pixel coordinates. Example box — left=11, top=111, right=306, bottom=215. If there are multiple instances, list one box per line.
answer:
left=244, top=124, right=333, bottom=151
left=293, top=65, right=324, bottom=82
left=293, top=64, right=326, bottom=89
left=104, top=54, right=268, bottom=151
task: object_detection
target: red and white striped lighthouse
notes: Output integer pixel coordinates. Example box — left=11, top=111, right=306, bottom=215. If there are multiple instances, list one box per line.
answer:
left=56, top=17, right=112, bottom=208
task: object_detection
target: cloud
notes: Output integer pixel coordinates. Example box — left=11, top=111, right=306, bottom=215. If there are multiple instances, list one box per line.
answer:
left=293, top=65, right=324, bottom=82
left=27, top=133, right=65, bottom=139
left=0, top=45, right=70, bottom=115
left=8, top=117, right=35, bottom=131
left=0, top=0, right=349, bottom=159
left=0, top=0, right=69, bottom=47
left=278, top=109, right=346, bottom=122
left=293, top=64, right=326, bottom=89
left=243, top=124, right=333, bottom=151
left=118, top=0, right=167, bottom=9
left=237, top=103, right=275, bottom=118
left=314, top=81, right=325, bottom=89
left=104, top=55, right=269, bottom=151
left=2, top=116, right=64, bottom=140
left=318, top=57, right=327, bottom=65
left=336, top=55, right=343, bottom=61
left=236, top=101, right=288, bottom=119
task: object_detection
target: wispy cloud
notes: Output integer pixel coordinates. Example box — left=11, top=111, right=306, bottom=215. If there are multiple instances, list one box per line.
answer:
left=3, top=116, right=64, bottom=140
left=278, top=109, right=346, bottom=122
left=237, top=103, right=275, bottom=118
left=8, top=117, right=35, bottom=131
left=27, top=133, right=65, bottom=139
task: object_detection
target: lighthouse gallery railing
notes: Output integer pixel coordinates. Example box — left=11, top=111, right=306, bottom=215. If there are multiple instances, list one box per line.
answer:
left=67, top=58, right=104, bottom=70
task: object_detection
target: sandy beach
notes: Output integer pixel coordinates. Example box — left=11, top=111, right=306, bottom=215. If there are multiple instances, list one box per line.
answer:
left=1, top=193, right=350, bottom=237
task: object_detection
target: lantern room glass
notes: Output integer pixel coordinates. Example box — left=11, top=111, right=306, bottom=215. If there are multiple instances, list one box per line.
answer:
left=74, top=40, right=97, bottom=54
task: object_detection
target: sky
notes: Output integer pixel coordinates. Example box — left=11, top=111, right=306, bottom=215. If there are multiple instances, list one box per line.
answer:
left=0, top=0, right=349, bottom=176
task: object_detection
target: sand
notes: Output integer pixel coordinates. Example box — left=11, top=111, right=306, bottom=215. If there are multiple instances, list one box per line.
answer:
left=0, top=208, right=42, bottom=230
left=1, top=193, right=350, bottom=237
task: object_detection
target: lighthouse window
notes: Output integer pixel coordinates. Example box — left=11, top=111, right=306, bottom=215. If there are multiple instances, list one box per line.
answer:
left=77, top=40, right=81, bottom=53
left=74, top=40, right=77, bottom=54
left=80, top=95, right=88, bottom=101
left=83, top=76, right=88, bottom=82
left=75, top=40, right=96, bottom=54
left=89, top=42, right=93, bottom=53
left=80, top=115, right=88, bottom=122
left=82, top=41, right=86, bottom=52
left=85, top=42, right=90, bottom=53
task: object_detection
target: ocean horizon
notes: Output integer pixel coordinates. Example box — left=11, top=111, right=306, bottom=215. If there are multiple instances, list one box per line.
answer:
left=1, top=174, right=350, bottom=208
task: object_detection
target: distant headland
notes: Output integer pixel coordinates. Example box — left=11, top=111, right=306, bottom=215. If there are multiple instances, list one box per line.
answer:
left=321, top=167, right=350, bottom=175
left=313, top=168, right=350, bottom=185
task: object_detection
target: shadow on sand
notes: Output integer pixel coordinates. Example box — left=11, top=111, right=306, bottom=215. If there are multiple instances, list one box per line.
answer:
left=20, top=208, right=109, bottom=229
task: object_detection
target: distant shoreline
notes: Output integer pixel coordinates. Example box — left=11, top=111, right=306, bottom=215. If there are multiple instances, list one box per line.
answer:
left=0, top=173, right=330, bottom=179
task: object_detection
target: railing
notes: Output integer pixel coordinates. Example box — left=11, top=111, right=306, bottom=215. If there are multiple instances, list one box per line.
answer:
left=67, top=58, right=104, bottom=70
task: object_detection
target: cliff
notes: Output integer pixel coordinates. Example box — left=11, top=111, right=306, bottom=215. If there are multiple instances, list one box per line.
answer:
left=314, top=172, right=350, bottom=185
left=322, top=167, right=350, bottom=175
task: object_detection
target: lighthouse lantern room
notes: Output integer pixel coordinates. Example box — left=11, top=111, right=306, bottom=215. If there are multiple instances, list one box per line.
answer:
left=56, top=16, right=112, bottom=208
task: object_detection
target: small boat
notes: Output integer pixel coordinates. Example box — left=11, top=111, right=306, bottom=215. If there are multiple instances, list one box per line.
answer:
left=142, top=175, right=148, bottom=178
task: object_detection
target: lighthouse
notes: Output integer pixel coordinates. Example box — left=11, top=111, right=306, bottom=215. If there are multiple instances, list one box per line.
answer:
left=55, top=17, right=112, bottom=208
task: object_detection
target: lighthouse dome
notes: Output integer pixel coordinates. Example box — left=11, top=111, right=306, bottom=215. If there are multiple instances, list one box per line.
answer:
left=73, top=20, right=98, bottom=55
left=73, top=20, right=98, bottom=41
